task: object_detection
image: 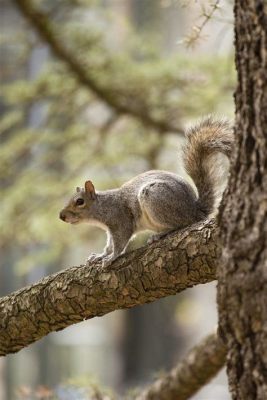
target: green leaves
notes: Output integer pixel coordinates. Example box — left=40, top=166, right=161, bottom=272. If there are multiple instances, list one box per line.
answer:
left=1, top=0, right=235, bottom=276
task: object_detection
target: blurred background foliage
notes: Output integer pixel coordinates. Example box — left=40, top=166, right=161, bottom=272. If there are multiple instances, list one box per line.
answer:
left=0, top=0, right=235, bottom=399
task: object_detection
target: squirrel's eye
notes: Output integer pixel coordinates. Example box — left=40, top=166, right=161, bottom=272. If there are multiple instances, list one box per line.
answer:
left=75, top=198, right=84, bottom=206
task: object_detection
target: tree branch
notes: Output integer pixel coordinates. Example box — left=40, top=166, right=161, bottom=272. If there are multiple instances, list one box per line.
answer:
left=137, top=332, right=226, bottom=400
left=13, top=0, right=182, bottom=133
left=0, top=220, right=219, bottom=356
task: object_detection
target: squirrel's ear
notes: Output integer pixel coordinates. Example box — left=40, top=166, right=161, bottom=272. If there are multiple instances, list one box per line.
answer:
left=85, top=180, right=96, bottom=199
left=76, top=187, right=81, bottom=193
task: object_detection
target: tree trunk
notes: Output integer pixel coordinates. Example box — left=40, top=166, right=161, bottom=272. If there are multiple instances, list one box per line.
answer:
left=217, top=1, right=267, bottom=399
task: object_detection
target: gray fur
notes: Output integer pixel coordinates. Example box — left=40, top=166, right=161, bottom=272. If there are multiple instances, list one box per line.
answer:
left=59, top=118, right=233, bottom=267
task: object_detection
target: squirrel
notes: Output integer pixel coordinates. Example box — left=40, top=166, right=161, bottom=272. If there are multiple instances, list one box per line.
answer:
left=59, top=117, right=233, bottom=267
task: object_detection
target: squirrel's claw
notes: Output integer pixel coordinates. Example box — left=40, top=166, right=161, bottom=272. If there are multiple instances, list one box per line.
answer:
left=86, top=253, right=115, bottom=268
left=87, top=253, right=103, bottom=264
left=101, top=255, right=115, bottom=268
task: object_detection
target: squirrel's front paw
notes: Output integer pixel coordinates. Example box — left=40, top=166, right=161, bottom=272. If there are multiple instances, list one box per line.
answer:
left=87, top=253, right=103, bottom=264
left=101, top=255, right=115, bottom=268
left=86, top=253, right=115, bottom=268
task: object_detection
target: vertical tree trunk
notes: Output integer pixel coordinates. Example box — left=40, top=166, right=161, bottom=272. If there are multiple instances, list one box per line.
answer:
left=217, top=1, right=267, bottom=399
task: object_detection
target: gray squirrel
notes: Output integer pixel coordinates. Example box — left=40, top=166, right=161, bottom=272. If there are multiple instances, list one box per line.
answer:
left=59, top=117, right=233, bottom=267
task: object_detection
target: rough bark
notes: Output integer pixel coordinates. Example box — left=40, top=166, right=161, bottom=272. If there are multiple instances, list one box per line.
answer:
left=13, top=0, right=182, bottom=133
left=217, top=1, right=267, bottom=399
left=0, top=220, right=218, bottom=356
left=137, top=332, right=226, bottom=400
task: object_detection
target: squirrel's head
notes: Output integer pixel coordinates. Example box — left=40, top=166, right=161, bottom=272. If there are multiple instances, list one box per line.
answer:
left=59, top=180, right=96, bottom=224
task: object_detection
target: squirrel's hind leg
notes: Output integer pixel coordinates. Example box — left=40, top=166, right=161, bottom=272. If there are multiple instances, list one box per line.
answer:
left=138, top=180, right=197, bottom=233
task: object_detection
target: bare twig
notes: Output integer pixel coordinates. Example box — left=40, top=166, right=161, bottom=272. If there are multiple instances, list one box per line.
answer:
left=181, top=1, right=221, bottom=48
left=13, top=0, right=182, bottom=133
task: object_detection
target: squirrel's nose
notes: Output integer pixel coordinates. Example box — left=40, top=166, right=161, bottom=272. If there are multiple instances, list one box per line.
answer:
left=59, top=211, right=66, bottom=221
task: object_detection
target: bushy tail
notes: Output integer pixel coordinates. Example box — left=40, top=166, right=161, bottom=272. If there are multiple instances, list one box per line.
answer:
left=183, top=116, right=234, bottom=216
